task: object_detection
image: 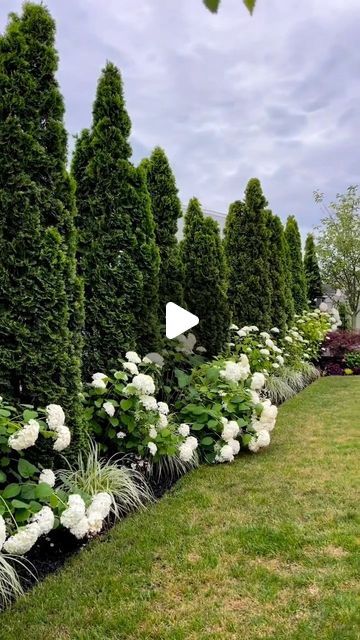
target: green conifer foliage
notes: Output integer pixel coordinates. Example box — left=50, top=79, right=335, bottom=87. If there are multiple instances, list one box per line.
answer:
left=224, top=178, right=271, bottom=329
left=141, top=147, right=184, bottom=315
left=181, top=199, right=230, bottom=355
left=267, top=213, right=288, bottom=333
left=72, top=62, right=160, bottom=374
left=284, top=215, right=308, bottom=313
left=304, top=233, right=322, bottom=306
left=0, top=3, right=84, bottom=443
left=282, top=223, right=295, bottom=324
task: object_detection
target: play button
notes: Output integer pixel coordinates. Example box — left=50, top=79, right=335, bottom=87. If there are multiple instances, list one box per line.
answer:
left=166, top=302, right=199, bottom=340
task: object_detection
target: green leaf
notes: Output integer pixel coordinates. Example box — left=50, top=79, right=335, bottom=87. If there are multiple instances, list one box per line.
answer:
left=21, top=484, right=37, bottom=500
left=191, top=422, right=206, bottom=431
left=0, top=409, right=11, bottom=418
left=11, top=499, right=30, bottom=510
left=2, top=483, right=21, bottom=499
left=242, top=434, right=253, bottom=446
left=35, top=483, right=53, bottom=499
left=18, top=458, right=38, bottom=479
left=0, top=470, right=6, bottom=483
left=22, top=409, right=38, bottom=422
left=175, top=369, right=191, bottom=389
left=203, top=0, right=220, bottom=12
left=120, top=399, right=132, bottom=411
left=109, top=417, right=119, bottom=427
left=201, top=436, right=214, bottom=446
left=207, top=419, right=218, bottom=429
left=243, top=0, right=256, bottom=14
left=15, top=508, right=31, bottom=523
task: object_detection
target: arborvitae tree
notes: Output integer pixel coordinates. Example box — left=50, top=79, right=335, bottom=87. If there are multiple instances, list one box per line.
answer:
left=72, top=62, right=159, bottom=375
left=0, top=3, right=84, bottom=443
left=283, top=224, right=295, bottom=324
left=181, top=199, right=230, bottom=355
left=266, top=212, right=288, bottom=333
left=224, top=178, right=271, bottom=329
left=141, top=147, right=184, bottom=316
left=304, top=233, right=322, bottom=306
left=284, top=215, right=307, bottom=313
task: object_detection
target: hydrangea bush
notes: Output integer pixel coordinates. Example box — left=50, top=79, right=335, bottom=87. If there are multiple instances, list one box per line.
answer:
left=82, top=352, right=199, bottom=467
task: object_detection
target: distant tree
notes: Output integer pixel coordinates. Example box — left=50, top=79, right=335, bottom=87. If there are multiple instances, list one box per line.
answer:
left=140, top=147, right=183, bottom=318
left=315, top=186, right=360, bottom=328
left=267, top=212, right=288, bottom=333
left=72, top=62, right=159, bottom=375
left=283, top=230, right=295, bottom=324
left=284, top=215, right=307, bottom=314
left=182, top=198, right=229, bottom=355
left=304, top=233, right=322, bottom=306
left=0, top=3, right=84, bottom=445
left=203, top=0, right=256, bottom=14
left=224, top=178, right=271, bottom=329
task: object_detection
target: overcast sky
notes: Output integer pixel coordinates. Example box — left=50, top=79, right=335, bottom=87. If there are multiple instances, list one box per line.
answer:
left=1, top=0, right=360, bottom=236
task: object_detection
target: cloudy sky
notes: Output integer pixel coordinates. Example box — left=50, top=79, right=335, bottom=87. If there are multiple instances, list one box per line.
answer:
left=1, top=0, right=360, bottom=236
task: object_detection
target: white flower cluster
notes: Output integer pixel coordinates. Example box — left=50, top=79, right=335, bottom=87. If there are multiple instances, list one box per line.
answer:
left=248, top=399, right=278, bottom=454
left=220, top=355, right=250, bottom=383
left=46, top=404, right=71, bottom=452
left=125, top=351, right=141, bottom=364
left=3, top=506, right=55, bottom=555
left=179, top=435, right=198, bottom=462
left=0, top=515, right=6, bottom=552
left=39, top=468, right=56, bottom=487
left=215, top=438, right=240, bottom=463
left=8, top=419, right=40, bottom=451
left=91, top=372, right=108, bottom=389
left=250, top=372, right=266, bottom=391
left=60, top=492, right=112, bottom=540
left=127, top=373, right=155, bottom=396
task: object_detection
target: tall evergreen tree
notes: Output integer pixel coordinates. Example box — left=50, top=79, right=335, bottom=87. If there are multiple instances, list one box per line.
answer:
left=141, top=147, right=183, bottom=316
left=304, top=233, right=322, bottom=306
left=0, top=3, right=84, bottom=442
left=283, top=224, right=295, bottom=323
left=182, top=199, right=229, bottom=355
left=267, top=212, right=287, bottom=333
left=284, top=215, right=307, bottom=313
left=72, top=62, right=159, bottom=375
left=224, top=178, right=271, bottom=329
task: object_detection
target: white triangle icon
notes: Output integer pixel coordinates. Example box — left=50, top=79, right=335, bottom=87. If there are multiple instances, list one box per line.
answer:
left=166, top=302, right=199, bottom=340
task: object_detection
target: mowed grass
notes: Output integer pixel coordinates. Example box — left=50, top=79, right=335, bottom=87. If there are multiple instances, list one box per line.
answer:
left=1, top=377, right=359, bottom=639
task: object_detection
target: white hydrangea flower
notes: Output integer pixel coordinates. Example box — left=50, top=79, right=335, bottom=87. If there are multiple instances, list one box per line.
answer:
left=157, top=414, right=168, bottom=429
left=186, top=436, right=198, bottom=451
left=123, top=362, right=139, bottom=376
left=250, top=326, right=259, bottom=332
left=39, top=469, right=56, bottom=487
left=228, top=438, right=240, bottom=455
left=273, top=345, right=283, bottom=354
left=117, top=431, right=126, bottom=439
left=131, top=374, right=155, bottom=396
left=87, top=493, right=112, bottom=521
left=257, top=430, right=271, bottom=448
left=276, top=355, right=284, bottom=365
left=284, top=336, right=293, bottom=343
left=53, top=425, right=71, bottom=451
left=259, top=400, right=278, bottom=432
left=157, top=402, right=169, bottom=415
left=60, top=494, right=87, bottom=537
left=142, top=356, right=152, bottom=364
left=8, top=419, right=40, bottom=451
left=265, top=338, right=276, bottom=349
left=148, top=442, right=157, bottom=456
left=220, top=355, right=250, bottom=383
left=230, top=324, right=239, bottom=331
left=179, top=442, right=194, bottom=462
left=139, top=395, right=158, bottom=411
left=237, top=329, right=247, bottom=337
left=250, top=372, right=266, bottom=391
left=178, top=423, right=190, bottom=437
left=0, top=396, right=2, bottom=404
left=0, top=515, right=6, bottom=551
left=103, top=401, right=115, bottom=417
left=260, top=331, right=270, bottom=339
left=248, top=436, right=260, bottom=453
left=149, top=426, right=158, bottom=439
left=46, top=404, right=65, bottom=430
left=3, top=522, right=41, bottom=555
left=249, top=389, right=260, bottom=404
left=32, top=506, right=55, bottom=536
left=270, top=327, right=280, bottom=334
left=272, top=362, right=280, bottom=369
left=125, top=351, right=141, bottom=364
left=216, top=444, right=234, bottom=463
left=91, top=378, right=107, bottom=389
left=71, top=516, right=90, bottom=539
left=260, top=348, right=270, bottom=356
left=221, top=419, right=239, bottom=442
left=92, top=372, right=107, bottom=380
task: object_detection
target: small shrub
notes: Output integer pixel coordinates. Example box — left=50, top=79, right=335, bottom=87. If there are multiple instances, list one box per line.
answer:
left=344, top=350, right=360, bottom=370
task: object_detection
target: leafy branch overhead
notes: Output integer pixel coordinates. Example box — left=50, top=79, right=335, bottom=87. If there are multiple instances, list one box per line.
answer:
left=203, top=0, right=256, bottom=14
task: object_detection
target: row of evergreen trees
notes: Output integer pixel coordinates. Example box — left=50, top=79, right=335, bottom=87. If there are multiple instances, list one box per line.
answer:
left=0, top=4, right=322, bottom=442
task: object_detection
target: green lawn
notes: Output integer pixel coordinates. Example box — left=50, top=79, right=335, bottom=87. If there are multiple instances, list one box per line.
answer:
left=1, top=377, right=359, bottom=639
